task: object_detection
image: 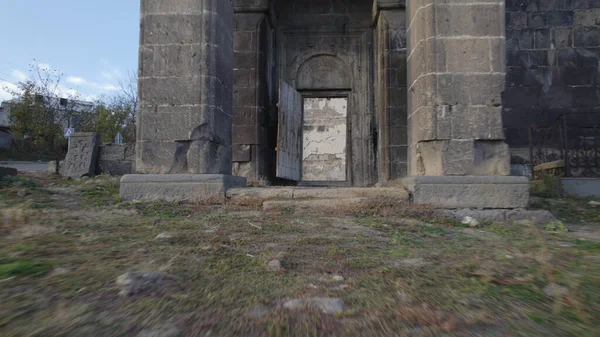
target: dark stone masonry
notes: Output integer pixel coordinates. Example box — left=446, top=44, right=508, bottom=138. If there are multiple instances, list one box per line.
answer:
left=117, top=0, right=600, bottom=207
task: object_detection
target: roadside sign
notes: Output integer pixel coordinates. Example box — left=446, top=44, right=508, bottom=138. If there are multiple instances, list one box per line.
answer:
left=64, top=128, right=75, bottom=138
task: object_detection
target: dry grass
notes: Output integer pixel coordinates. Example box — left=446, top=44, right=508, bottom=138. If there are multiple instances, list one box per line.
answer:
left=0, top=173, right=598, bottom=336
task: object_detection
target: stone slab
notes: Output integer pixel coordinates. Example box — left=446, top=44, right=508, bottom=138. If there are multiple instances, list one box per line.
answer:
left=403, top=176, right=530, bottom=209
left=226, top=187, right=410, bottom=201
left=562, top=178, right=600, bottom=197
left=120, top=174, right=247, bottom=202
left=263, top=198, right=369, bottom=213
left=63, top=132, right=100, bottom=179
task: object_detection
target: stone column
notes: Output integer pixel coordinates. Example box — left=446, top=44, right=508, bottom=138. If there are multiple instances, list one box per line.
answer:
left=232, top=0, right=275, bottom=184
left=373, top=0, right=409, bottom=182
left=121, top=0, right=246, bottom=202
left=404, top=0, right=529, bottom=208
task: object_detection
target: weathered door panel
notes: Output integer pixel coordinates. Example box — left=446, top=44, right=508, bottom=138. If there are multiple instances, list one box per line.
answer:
left=276, top=81, right=302, bottom=181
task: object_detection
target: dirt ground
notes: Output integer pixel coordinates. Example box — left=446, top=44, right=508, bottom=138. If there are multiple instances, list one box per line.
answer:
left=0, top=173, right=598, bottom=337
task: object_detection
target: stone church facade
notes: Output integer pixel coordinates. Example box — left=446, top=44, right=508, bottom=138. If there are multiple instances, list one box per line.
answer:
left=123, top=0, right=599, bottom=208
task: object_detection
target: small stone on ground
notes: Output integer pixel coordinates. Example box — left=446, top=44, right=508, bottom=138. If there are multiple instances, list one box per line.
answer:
left=544, top=284, right=569, bottom=297
left=267, top=259, right=282, bottom=271
left=155, top=233, right=173, bottom=240
left=283, top=297, right=345, bottom=314
left=332, top=275, right=344, bottom=281
left=116, top=272, right=174, bottom=297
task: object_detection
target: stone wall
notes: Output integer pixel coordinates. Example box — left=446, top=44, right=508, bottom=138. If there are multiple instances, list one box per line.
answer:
left=504, top=0, right=600, bottom=151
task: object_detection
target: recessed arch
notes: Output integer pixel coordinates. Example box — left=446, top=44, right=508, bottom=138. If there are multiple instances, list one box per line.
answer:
left=296, top=54, right=352, bottom=90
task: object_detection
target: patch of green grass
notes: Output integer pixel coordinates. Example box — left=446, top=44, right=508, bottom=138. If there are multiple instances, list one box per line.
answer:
left=134, top=201, right=193, bottom=218
left=78, top=177, right=120, bottom=206
left=543, top=221, right=568, bottom=233
left=575, top=240, right=600, bottom=253
left=0, top=176, right=38, bottom=188
left=0, top=258, right=54, bottom=279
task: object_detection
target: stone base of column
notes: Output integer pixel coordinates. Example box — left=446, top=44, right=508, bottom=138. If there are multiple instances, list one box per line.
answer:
left=120, top=174, right=247, bottom=202
left=403, top=176, right=530, bottom=209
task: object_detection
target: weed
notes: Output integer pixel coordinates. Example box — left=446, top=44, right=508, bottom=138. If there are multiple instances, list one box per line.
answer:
left=0, top=258, right=53, bottom=279
left=531, top=175, right=564, bottom=198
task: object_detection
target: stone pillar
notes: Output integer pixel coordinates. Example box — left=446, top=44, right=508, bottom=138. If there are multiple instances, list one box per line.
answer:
left=121, top=0, right=246, bottom=202
left=404, top=0, right=529, bottom=208
left=373, top=0, right=409, bottom=182
left=232, top=0, right=275, bottom=184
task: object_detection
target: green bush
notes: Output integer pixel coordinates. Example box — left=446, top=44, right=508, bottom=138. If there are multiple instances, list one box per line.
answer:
left=530, top=174, right=564, bottom=198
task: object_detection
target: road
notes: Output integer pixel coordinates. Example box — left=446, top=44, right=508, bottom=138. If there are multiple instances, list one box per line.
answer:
left=0, top=161, right=49, bottom=172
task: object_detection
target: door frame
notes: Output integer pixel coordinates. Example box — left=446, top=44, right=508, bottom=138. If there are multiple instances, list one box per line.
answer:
left=297, top=89, right=353, bottom=187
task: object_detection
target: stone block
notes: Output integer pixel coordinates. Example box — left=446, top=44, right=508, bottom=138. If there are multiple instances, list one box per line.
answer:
left=574, top=27, right=600, bottom=47
left=451, top=106, right=505, bottom=140
left=534, top=29, right=552, bottom=49
left=547, top=11, right=574, bottom=26
left=232, top=144, right=251, bottom=162
left=473, top=140, right=511, bottom=175
left=527, top=12, right=547, bottom=28
left=435, top=3, right=504, bottom=38
left=435, top=74, right=504, bottom=107
left=136, top=141, right=179, bottom=174
left=574, top=9, right=600, bottom=26
left=403, top=175, right=530, bottom=209
left=63, top=133, right=101, bottom=179
left=553, top=28, right=574, bottom=48
left=443, top=38, right=491, bottom=73
left=98, top=160, right=134, bottom=176
left=120, top=174, right=247, bottom=202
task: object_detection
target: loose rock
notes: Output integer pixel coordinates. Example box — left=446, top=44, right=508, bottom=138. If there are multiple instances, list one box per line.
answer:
left=155, top=233, right=173, bottom=240
left=267, top=259, right=282, bottom=272
left=116, top=272, right=175, bottom=296
left=283, top=297, right=345, bottom=314
left=462, top=216, right=480, bottom=228
left=17, top=189, right=29, bottom=197
left=332, top=275, right=345, bottom=282
left=544, top=284, right=569, bottom=297
left=394, top=258, right=429, bottom=268
left=588, top=201, right=600, bottom=207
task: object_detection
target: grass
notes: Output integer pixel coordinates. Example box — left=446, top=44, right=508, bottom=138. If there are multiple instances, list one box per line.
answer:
left=0, top=173, right=598, bottom=336
left=0, top=258, right=54, bottom=279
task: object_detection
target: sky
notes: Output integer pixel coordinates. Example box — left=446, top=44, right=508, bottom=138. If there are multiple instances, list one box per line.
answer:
left=0, top=0, right=140, bottom=103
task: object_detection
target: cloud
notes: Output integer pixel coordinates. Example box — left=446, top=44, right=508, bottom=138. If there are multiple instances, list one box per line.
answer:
left=35, top=62, right=51, bottom=71
left=98, top=84, right=119, bottom=91
left=11, top=70, right=28, bottom=82
left=0, top=80, right=20, bottom=103
left=66, top=76, right=87, bottom=85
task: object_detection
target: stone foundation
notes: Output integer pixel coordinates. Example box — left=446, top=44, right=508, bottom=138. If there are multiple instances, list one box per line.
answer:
left=404, top=176, right=530, bottom=209
left=120, top=174, right=247, bottom=202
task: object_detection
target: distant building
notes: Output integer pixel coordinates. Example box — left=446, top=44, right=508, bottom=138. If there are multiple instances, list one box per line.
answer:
left=0, top=97, right=95, bottom=149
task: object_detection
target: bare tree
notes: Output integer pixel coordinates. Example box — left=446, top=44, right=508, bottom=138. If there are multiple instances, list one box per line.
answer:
left=8, top=61, right=89, bottom=154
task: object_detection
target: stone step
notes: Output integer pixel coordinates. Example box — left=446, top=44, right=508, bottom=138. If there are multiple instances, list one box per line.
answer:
left=226, top=187, right=409, bottom=201
left=262, top=197, right=370, bottom=213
